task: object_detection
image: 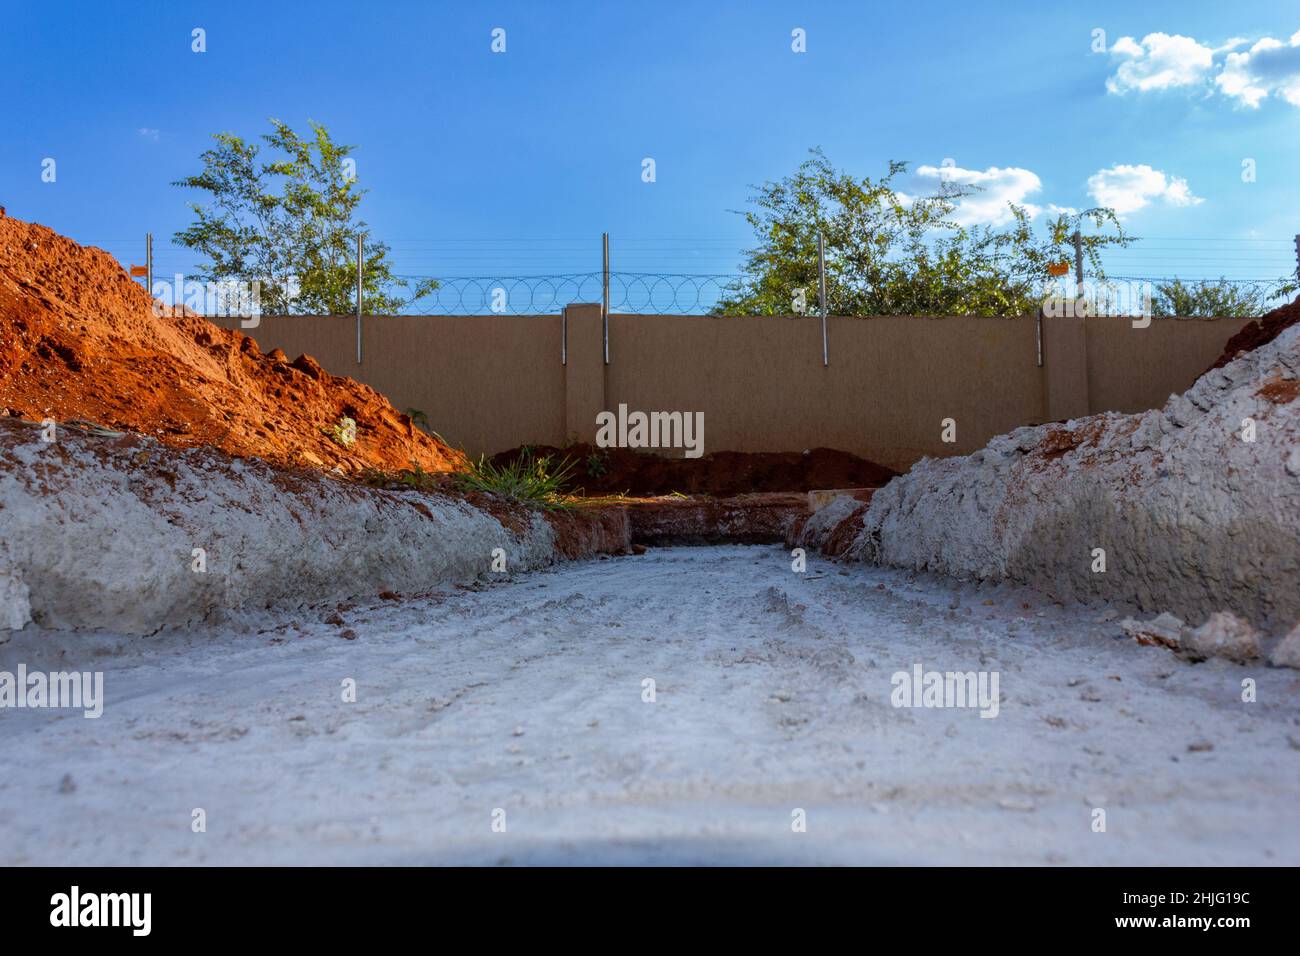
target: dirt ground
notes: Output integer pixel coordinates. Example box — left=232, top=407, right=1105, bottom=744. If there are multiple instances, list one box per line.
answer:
left=3, top=546, right=1295, bottom=866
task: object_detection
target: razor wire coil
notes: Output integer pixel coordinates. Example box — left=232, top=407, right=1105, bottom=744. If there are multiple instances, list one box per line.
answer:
left=392, top=272, right=739, bottom=315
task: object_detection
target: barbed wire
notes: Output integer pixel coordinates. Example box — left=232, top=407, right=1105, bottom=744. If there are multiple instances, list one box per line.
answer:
left=394, top=272, right=738, bottom=315
left=1107, top=275, right=1288, bottom=286
left=89, top=235, right=1298, bottom=315
left=395, top=273, right=597, bottom=314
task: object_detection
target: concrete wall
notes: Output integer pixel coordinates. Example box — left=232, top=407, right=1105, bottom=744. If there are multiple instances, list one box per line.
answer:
left=604, top=312, right=1043, bottom=468
left=216, top=313, right=569, bottom=456
left=212, top=309, right=1250, bottom=472
left=1084, top=315, right=1250, bottom=415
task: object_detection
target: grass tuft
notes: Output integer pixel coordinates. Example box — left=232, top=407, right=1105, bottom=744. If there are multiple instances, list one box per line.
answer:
left=453, top=449, right=577, bottom=509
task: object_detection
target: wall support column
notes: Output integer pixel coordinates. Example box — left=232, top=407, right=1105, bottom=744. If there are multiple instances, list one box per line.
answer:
left=1040, top=310, right=1090, bottom=423
left=563, top=303, right=606, bottom=444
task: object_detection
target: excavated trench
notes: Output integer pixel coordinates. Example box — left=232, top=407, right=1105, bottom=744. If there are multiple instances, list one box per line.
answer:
left=585, top=488, right=875, bottom=548
left=4, top=543, right=1298, bottom=866
left=3, top=215, right=1298, bottom=864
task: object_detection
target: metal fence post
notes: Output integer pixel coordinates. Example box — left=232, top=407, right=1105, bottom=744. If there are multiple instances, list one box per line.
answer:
left=1073, top=229, right=1084, bottom=291
left=356, top=233, right=363, bottom=364
left=602, top=232, right=610, bottom=365
left=146, top=233, right=153, bottom=294
left=1294, top=233, right=1299, bottom=285
left=818, top=232, right=828, bottom=367
left=1035, top=310, right=1043, bottom=368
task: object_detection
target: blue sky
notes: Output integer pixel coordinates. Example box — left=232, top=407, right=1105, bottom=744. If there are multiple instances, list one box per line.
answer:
left=3, top=0, right=1298, bottom=285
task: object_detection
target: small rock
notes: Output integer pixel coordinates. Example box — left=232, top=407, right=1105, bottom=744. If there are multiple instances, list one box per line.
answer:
left=323, top=612, right=345, bottom=626
left=58, top=774, right=75, bottom=794
left=1187, top=740, right=1214, bottom=752
left=1268, top=623, right=1300, bottom=670
left=511, top=725, right=525, bottom=736
left=1120, top=612, right=1185, bottom=650
left=339, top=629, right=358, bottom=641
left=378, top=590, right=401, bottom=601
left=1080, top=688, right=1103, bottom=703
left=1183, top=611, right=1261, bottom=663
left=630, top=544, right=647, bottom=555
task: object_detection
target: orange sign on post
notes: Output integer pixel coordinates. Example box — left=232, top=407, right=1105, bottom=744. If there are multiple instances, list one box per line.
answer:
left=129, top=265, right=148, bottom=277
left=1046, top=261, right=1070, bottom=277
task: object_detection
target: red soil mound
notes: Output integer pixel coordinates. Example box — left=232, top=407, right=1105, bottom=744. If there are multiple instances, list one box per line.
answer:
left=491, top=443, right=898, bottom=496
left=1207, top=295, right=1300, bottom=373
left=0, top=215, right=464, bottom=474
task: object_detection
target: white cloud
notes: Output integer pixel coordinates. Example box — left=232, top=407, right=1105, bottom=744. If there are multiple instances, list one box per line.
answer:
left=137, top=128, right=160, bottom=141
left=1104, top=28, right=1300, bottom=109
left=913, top=164, right=1042, bottom=225
left=1215, top=30, right=1300, bottom=108
left=1086, top=164, right=1203, bottom=215
left=1106, top=33, right=1214, bottom=94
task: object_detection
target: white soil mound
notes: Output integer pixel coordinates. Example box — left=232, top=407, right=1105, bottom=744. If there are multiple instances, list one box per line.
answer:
left=0, top=419, right=625, bottom=636
left=818, top=324, right=1300, bottom=638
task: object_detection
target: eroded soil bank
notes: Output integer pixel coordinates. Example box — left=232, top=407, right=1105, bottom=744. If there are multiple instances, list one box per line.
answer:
left=0, top=419, right=627, bottom=635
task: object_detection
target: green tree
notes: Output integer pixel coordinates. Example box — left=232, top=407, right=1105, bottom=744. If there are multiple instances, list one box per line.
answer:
left=713, top=148, right=1132, bottom=317
left=173, top=120, right=433, bottom=314
left=1151, top=277, right=1294, bottom=318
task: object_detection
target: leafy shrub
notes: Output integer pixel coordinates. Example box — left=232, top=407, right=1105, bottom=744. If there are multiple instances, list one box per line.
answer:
left=1151, top=278, right=1292, bottom=318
